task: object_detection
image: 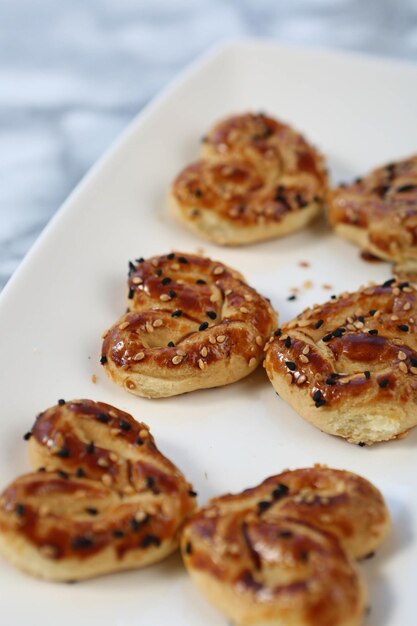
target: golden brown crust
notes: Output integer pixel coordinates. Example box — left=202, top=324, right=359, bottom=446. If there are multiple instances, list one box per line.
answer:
left=328, top=155, right=417, bottom=272
left=101, top=252, right=277, bottom=398
left=170, top=113, right=328, bottom=245
left=265, top=278, right=417, bottom=444
left=181, top=467, right=377, bottom=626
left=0, top=400, right=196, bottom=581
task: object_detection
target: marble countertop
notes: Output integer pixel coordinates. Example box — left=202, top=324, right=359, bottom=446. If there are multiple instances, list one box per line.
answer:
left=1, top=0, right=417, bottom=291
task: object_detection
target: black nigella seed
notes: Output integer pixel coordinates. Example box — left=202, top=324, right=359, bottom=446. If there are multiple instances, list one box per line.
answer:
left=135, top=257, right=144, bottom=264
left=358, top=442, right=366, bottom=447
left=72, top=536, right=93, bottom=550
left=100, top=355, right=107, bottom=365
left=278, top=530, right=293, bottom=539
left=285, top=361, right=296, bottom=371
left=167, top=341, right=175, bottom=347
left=185, top=541, right=193, bottom=555
left=257, top=500, right=272, bottom=513
left=119, top=420, right=132, bottom=432
left=364, top=370, right=371, bottom=379
left=57, top=470, right=69, bottom=480
left=199, top=322, right=209, bottom=331
left=368, top=329, right=378, bottom=335
left=75, top=468, right=85, bottom=478
left=146, top=476, right=155, bottom=489
left=399, top=282, right=410, bottom=289
left=396, top=184, right=416, bottom=193
left=97, top=413, right=109, bottom=423
left=23, top=432, right=32, bottom=441
left=314, top=319, right=324, bottom=329
left=382, top=278, right=396, bottom=288
left=330, top=294, right=337, bottom=300
left=284, top=337, right=291, bottom=348
left=315, top=398, right=326, bottom=407
left=112, top=529, right=125, bottom=539
left=15, top=503, right=25, bottom=516
left=206, top=311, right=217, bottom=320
left=194, top=189, right=203, bottom=198
left=178, top=256, right=188, bottom=263
left=168, top=290, right=177, bottom=298
left=322, top=333, right=332, bottom=343
left=37, top=467, right=46, bottom=472
left=332, top=327, right=345, bottom=338
left=86, top=442, right=95, bottom=454
left=397, top=324, right=409, bottom=332
left=272, top=483, right=289, bottom=499
left=167, top=253, right=175, bottom=260
left=274, top=328, right=282, bottom=337
left=130, top=518, right=140, bottom=533
left=378, top=378, right=389, bottom=388
left=140, top=534, right=161, bottom=548
left=128, top=261, right=136, bottom=275
left=411, top=358, right=417, bottom=367
left=86, top=508, right=98, bottom=516
left=57, top=447, right=70, bottom=458
left=58, top=399, right=66, bottom=406
left=188, top=489, right=198, bottom=498
left=196, top=279, right=206, bottom=285
left=135, top=437, right=144, bottom=446
left=171, top=310, right=182, bottom=318
left=161, top=277, right=171, bottom=285
left=155, top=269, right=162, bottom=277
left=128, top=288, right=134, bottom=299
left=355, top=177, right=363, bottom=184
left=369, top=309, right=377, bottom=316
left=325, top=378, right=336, bottom=386
left=330, top=372, right=341, bottom=379
left=364, top=551, right=375, bottom=559
left=313, top=390, right=322, bottom=402
left=299, top=550, right=309, bottom=562
left=287, top=295, right=296, bottom=301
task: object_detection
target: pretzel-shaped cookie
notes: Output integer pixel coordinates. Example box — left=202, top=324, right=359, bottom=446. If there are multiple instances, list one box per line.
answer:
left=265, top=278, right=417, bottom=444
left=328, top=155, right=417, bottom=273
left=0, top=400, right=196, bottom=581
left=170, top=112, right=328, bottom=245
left=182, top=466, right=389, bottom=626
left=101, top=252, right=277, bottom=398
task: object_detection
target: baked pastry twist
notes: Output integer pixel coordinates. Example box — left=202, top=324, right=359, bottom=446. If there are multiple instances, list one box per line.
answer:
left=170, top=112, right=328, bottom=245
left=0, top=400, right=196, bottom=581
left=265, top=278, right=417, bottom=444
left=182, top=466, right=390, bottom=626
left=328, top=155, right=417, bottom=273
left=101, top=252, right=277, bottom=398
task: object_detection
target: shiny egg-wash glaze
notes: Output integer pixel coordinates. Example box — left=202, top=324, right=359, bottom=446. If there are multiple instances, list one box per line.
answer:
left=170, top=113, right=328, bottom=245
left=265, top=278, right=417, bottom=444
left=101, top=252, right=277, bottom=398
left=328, top=155, right=417, bottom=274
left=0, top=400, right=196, bottom=581
left=182, top=466, right=391, bottom=626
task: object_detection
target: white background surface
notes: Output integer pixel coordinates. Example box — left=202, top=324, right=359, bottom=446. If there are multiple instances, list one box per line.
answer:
left=1, top=1, right=417, bottom=290
left=0, top=41, right=417, bottom=625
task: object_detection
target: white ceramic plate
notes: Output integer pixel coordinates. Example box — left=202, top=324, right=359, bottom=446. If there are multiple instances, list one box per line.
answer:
left=1, top=39, right=417, bottom=625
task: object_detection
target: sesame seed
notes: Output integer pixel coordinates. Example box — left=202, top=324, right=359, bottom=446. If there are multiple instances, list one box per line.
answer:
left=256, top=336, right=263, bottom=346
left=160, top=294, right=171, bottom=302
left=244, top=294, right=253, bottom=302
left=398, top=351, right=407, bottom=360
left=101, top=475, right=112, bottom=487
left=109, top=453, right=118, bottom=463
left=299, top=354, right=309, bottom=363
left=138, top=428, right=149, bottom=439
left=97, top=457, right=109, bottom=468
left=209, top=336, right=216, bottom=344
left=399, top=362, right=408, bottom=373
left=132, top=277, right=143, bottom=284
left=133, top=352, right=145, bottom=361
left=302, top=346, right=310, bottom=355
left=213, top=267, right=224, bottom=275
left=199, top=322, right=209, bottom=331
left=210, top=294, right=217, bottom=303
left=151, top=259, right=159, bottom=268
left=216, top=335, right=226, bottom=343
left=225, top=289, right=232, bottom=296
left=404, top=302, right=411, bottom=311
left=198, top=359, right=205, bottom=370
left=145, top=321, right=154, bottom=333
left=171, top=263, right=180, bottom=270
left=410, top=367, right=417, bottom=375
left=297, top=375, right=307, bottom=385
left=240, top=306, right=249, bottom=314
left=393, top=287, right=401, bottom=296
left=153, top=319, right=163, bottom=327
left=200, top=347, right=208, bottom=357
left=172, top=355, right=183, bottom=365
left=249, top=357, right=257, bottom=367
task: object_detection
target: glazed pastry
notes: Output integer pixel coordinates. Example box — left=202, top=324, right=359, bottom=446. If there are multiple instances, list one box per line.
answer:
left=328, top=155, right=417, bottom=273
left=170, top=112, right=328, bottom=245
left=0, top=400, right=196, bottom=581
left=265, top=278, right=417, bottom=444
left=181, top=465, right=388, bottom=626
left=101, top=252, right=277, bottom=398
